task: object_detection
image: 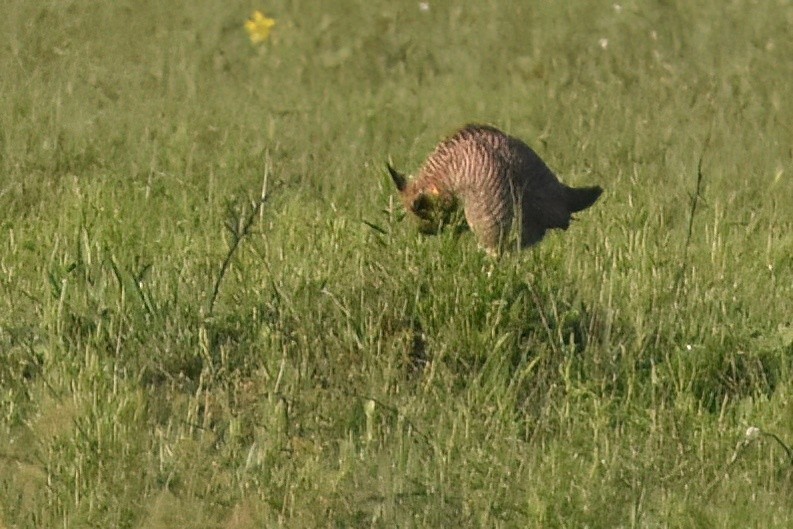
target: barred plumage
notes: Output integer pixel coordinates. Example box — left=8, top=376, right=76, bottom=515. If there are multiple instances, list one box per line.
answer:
left=389, top=124, right=603, bottom=252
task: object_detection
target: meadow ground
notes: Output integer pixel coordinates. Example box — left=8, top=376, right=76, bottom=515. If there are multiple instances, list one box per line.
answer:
left=1, top=0, right=792, bottom=527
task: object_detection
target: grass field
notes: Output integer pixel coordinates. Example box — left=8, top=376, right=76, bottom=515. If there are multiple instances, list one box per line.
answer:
left=1, top=0, right=792, bottom=527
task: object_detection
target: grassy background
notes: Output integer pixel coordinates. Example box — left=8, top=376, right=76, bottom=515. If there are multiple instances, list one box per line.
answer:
left=1, top=0, right=792, bottom=527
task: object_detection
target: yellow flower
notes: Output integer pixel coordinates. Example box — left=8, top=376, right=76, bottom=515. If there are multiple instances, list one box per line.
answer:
left=245, top=11, right=276, bottom=44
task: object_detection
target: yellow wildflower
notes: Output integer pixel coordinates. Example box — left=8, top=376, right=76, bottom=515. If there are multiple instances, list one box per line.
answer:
left=245, top=11, right=276, bottom=44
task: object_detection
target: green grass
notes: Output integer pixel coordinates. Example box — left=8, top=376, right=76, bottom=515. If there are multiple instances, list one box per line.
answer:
left=1, top=0, right=792, bottom=527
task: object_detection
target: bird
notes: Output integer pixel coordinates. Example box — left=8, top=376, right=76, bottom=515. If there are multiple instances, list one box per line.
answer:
left=388, top=124, right=603, bottom=253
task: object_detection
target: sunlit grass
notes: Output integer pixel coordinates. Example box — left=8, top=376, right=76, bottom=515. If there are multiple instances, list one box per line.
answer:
left=1, top=0, right=792, bottom=527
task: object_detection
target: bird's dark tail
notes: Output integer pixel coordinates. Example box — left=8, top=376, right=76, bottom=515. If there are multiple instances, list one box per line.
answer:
left=565, top=185, right=603, bottom=213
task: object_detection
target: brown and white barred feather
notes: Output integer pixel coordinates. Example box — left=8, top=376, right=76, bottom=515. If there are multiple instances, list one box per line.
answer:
left=389, top=124, right=603, bottom=252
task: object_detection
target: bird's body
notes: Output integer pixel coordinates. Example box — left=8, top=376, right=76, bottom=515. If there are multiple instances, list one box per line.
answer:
left=389, top=124, right=603, bottom=252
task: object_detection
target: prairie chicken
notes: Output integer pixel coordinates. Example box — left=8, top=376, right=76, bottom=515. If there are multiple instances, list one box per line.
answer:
left=388, top=124, right=603, bottom=252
